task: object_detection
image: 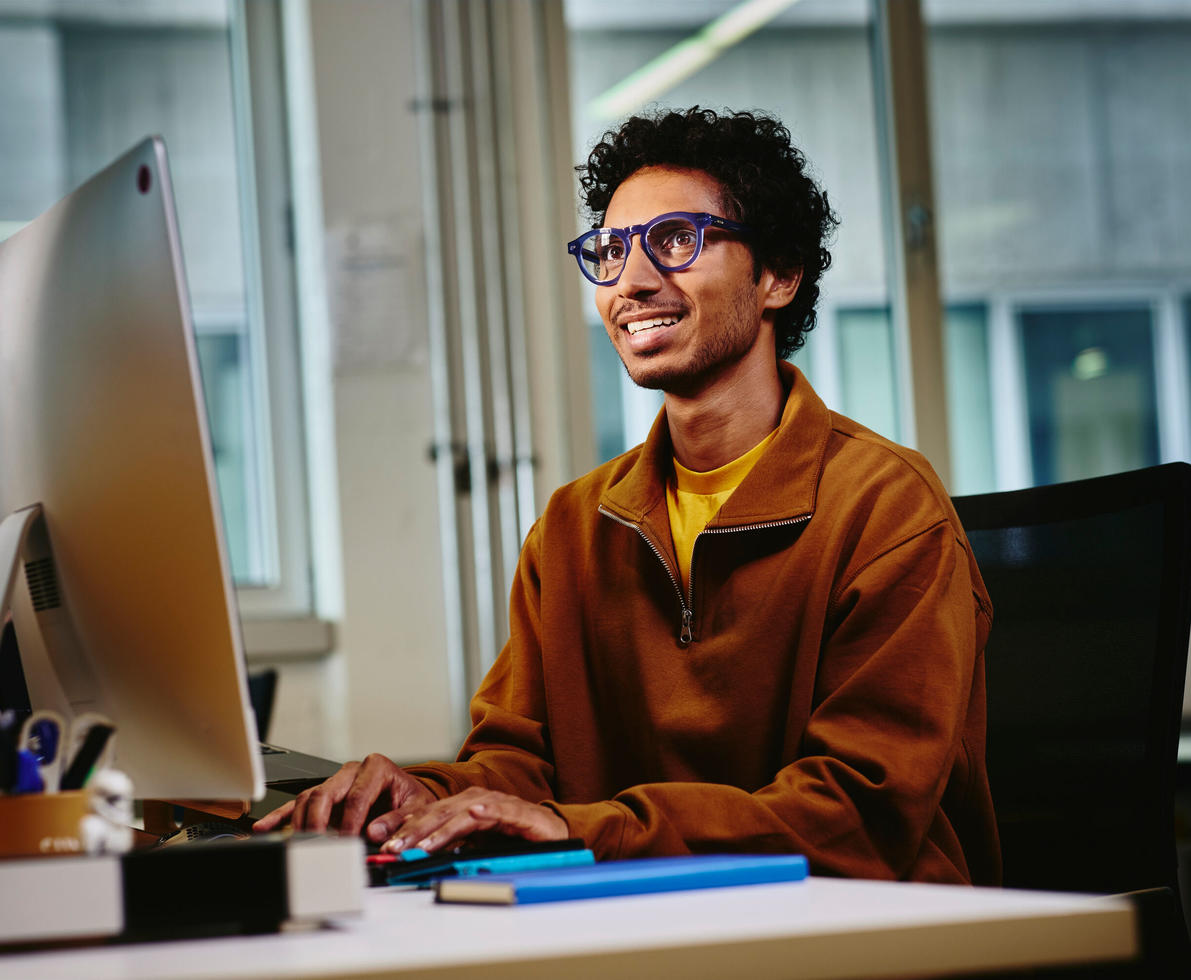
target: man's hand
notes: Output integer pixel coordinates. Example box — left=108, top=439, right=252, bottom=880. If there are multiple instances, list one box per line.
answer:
left=252, top=753, right=436, bottom=842
left=379, top=786, right=568, bottom=854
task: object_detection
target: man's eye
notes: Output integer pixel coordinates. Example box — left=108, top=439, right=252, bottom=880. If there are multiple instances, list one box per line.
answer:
left=599, top=242, right=625, bottom=262
left=652, top=225, right=697, bottom=253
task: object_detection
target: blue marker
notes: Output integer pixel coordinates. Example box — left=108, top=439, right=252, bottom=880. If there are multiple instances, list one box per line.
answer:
left=375, top=844, right=595, bottom=887
left=452, top=849, right=595, bottom=877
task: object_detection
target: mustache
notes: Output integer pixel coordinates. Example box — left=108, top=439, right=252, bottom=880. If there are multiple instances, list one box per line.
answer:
left=611, top=301, right=687, bottom=325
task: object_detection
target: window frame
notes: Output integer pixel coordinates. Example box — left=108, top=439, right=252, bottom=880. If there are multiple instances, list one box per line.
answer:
left=227, top=0, right=317, bottom=627
left=982, top=282, right=1191, bottom=492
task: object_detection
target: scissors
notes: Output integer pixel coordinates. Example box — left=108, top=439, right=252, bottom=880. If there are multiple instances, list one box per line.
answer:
left=19, top=709, right=65, bottom=793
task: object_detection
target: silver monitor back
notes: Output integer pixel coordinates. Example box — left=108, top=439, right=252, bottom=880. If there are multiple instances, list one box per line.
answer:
left=0, top=137, right=264, bottom=801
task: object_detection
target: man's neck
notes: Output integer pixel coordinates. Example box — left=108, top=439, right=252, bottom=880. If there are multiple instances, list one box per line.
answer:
left=664, top=358, right=785, bottom=472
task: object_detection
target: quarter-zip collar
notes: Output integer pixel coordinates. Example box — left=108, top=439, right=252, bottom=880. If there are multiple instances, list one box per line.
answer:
left=599, top=362, right=831, bottom=534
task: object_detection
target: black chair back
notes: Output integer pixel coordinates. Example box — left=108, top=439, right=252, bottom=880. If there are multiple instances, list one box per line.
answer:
left=247, top=667, right=278, bottom=743
left=953, top=462, right=1191, bottom=901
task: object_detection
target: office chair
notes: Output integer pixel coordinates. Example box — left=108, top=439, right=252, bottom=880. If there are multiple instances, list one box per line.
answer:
left=953, top=462, right=1191, bottom=975
left=247, top=667, right=278, bottom=743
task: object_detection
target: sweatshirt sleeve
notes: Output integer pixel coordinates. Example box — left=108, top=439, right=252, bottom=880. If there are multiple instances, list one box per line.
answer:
left=541, top=521, right=990, bottom=881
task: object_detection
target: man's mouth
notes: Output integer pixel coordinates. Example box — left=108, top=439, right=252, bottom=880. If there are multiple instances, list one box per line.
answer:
left=625, top=314, right=683, bottom=336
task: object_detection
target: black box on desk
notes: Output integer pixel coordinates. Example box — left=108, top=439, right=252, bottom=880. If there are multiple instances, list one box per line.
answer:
left=0, top=834, right=365, bottom=946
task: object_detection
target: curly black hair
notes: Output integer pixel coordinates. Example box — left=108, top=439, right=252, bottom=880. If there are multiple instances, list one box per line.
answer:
left=577, top=107, right=839, bottom=359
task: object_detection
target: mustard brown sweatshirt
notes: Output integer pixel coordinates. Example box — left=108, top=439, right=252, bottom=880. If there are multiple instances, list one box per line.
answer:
left=409, top=363, right=1001, bottom=884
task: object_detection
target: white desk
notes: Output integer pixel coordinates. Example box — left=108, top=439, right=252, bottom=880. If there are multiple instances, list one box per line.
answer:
left=3, top=877, right=1136, bottom=980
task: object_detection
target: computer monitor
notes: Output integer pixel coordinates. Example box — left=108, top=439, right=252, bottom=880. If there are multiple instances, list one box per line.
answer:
left=0, top=137, right=264, bottom=801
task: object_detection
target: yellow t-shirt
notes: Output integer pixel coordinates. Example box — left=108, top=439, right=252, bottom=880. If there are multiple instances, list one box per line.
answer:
left=666, top=429, right=778, bottom=593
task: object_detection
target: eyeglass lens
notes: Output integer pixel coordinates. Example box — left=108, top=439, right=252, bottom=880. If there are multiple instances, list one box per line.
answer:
left=579, top=215, right=701, bottom=284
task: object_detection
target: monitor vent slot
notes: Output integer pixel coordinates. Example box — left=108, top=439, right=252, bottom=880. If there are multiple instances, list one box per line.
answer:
left=24, top=557, right=62, bottom=611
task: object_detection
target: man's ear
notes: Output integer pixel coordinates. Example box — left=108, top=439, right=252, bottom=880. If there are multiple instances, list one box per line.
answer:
left=761, top=267, right=802, bottom=310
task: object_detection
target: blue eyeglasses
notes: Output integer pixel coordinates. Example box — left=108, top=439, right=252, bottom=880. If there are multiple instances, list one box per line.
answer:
left=567, top=211, right=751, bottom=286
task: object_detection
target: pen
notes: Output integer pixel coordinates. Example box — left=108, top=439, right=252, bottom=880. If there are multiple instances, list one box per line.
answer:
left=59, top=722, right=115, bottom=790
left=65, top=712, right=116, bottom=770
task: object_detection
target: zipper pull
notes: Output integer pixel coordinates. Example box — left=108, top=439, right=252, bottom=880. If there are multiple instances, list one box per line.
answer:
left=679, top=608, right=693, bottom=646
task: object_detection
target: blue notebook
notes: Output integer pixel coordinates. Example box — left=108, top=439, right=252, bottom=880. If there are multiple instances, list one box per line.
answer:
left=433, top=853, right=808, bottom=905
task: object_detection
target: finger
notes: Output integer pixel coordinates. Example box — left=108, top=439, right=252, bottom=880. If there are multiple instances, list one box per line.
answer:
left=466, top=799, right=567, bottom=841
left=408, top=807, right=489, bottom=854
left=299, top=784, right=341, bottom=833
left=339, top=754, right=399, bottom=836
left=365, top=808, right=408, bottom=844
left=370, top=779, right=451, bottom=847
left=464, top=800, right=513, bottom=834
left=380, top=795, right=474, bottom=853
left=289, top=788, right=313, bottom=831
left=252, top=798, right=295, bottom=833
left=294, top=762, right=358, bottom=832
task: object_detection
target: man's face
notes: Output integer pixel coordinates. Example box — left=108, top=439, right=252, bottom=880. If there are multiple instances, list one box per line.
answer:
left=595, top=166, right=779, bottom=397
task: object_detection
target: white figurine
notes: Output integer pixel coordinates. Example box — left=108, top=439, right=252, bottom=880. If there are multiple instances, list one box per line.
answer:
left=80, top=768, right=134, bottom=855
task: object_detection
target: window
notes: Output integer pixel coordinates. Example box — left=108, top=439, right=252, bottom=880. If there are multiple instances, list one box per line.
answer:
left=565, top=1, right=1191, bottom=497
left=0, top=0, right=312, bottom=616
left=1019, top=305, right=1159, bottom=486
left=836, top=306, right=901, bottom=442
left=811, top=301, right=995, bottom=493
left=944, top=303, right=995, bottom=494
left=926, top=1, right=1191, bottom=490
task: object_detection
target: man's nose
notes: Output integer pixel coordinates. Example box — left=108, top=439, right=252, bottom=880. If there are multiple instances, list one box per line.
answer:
left=616, top=235, right=665, bottom=295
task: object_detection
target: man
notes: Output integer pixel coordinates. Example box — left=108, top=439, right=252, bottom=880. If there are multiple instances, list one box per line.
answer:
left=256, top=107, right=1000, bottom=885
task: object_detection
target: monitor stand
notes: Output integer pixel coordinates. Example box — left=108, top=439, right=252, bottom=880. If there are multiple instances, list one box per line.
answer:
left=0, top=505, right=43, bottom=615
left=3, top=505, right=343, bottom=801
left=0, top=504, right=101, bottom=720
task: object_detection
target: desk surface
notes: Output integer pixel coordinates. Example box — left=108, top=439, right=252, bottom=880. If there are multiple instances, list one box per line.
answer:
left=3, top=876, right=1135, bottom=980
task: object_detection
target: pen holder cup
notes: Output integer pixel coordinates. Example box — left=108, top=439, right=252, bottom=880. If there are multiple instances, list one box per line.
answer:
left=0, top=790, right=91, bottom=858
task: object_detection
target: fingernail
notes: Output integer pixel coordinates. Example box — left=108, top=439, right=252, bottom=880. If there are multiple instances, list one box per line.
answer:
left=367, top=824, right=387, bottom=842
left=382, top=837, right=404, bottom=853
left=469, top=804, right=487, bottom=815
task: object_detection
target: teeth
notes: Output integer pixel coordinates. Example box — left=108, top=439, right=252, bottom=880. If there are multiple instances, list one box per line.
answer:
left=626, top=315, right=680, bottom=335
